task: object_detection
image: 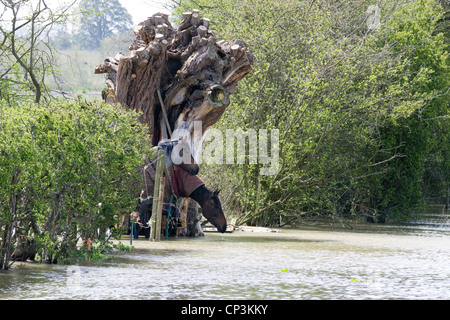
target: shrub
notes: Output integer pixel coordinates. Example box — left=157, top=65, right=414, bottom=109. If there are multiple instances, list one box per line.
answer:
left=0, top=99, right=149, bottom=268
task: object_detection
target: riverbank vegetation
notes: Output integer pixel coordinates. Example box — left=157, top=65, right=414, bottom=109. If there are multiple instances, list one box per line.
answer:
left=0, top=0, right=448, bottom=267
left=0, top=99, right=149, bottom=269
left=0, top=0, right=147, bottom=269
left=172, top=0, right=449, bottom=226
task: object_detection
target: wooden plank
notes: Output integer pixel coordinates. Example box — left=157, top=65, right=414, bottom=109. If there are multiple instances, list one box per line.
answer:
left=150, top=149, right=165, bottom=241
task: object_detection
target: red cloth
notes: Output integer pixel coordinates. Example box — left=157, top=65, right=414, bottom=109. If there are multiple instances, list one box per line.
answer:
left=171, top=166, right=204, bottom=198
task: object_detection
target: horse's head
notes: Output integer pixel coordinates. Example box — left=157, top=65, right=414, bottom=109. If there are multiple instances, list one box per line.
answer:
left=201, top=189, right=227, bottom=233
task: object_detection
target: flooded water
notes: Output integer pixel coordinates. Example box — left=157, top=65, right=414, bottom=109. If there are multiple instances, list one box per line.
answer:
left=0, top=212, right=449, bottom=300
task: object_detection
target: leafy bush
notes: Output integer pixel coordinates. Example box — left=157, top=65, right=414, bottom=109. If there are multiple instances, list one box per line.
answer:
left=173, top=0, right=449, bottom=225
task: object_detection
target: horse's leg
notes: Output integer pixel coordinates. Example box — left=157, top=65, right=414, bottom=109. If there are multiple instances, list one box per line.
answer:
left=195, top=220, right=204, bottom=237
left=186, top=199, right=200, bottom=237
left=177, top=197, right=189, bottom=236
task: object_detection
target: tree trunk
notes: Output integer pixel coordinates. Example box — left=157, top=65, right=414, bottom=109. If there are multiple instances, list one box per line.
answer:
left=95, top=10, right=255, bottom=146
left=95, top=10, right=254, bottom=238
left=0, top=223, right=10, bottom=269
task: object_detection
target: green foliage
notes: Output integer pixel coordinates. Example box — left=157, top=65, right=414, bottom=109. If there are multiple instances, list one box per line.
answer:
left=174, top=0, right=449, bottom=225
left=45, top=1, right=135, bottom=93
left=0, top=99, right=149, bottom=268
left=48, top=33, right=134, bottom=93
left=75, top=0, right=133, bottom=50
left=115, top=241, right=134, bottom=252
left=365, top=0, right=449, bottom=221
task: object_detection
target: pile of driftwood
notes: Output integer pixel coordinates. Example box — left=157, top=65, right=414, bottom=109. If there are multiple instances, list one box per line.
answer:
left=95, top=10, right=255, bottom=237
left=95, top=10, right=255, bottom=146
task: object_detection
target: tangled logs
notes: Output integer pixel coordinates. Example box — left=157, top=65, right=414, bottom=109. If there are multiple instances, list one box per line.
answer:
left=95, top=10, right=255, bottom=146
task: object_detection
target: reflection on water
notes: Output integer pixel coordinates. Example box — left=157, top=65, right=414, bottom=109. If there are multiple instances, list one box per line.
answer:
left=0, top=214, right=449, bottom=300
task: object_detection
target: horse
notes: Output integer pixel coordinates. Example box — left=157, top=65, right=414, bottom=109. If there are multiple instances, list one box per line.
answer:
left=135, top=140, right=227, bottom=236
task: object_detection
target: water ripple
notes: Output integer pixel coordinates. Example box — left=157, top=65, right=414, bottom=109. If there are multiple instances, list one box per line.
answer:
left=1, top=222, right=449, bottom=300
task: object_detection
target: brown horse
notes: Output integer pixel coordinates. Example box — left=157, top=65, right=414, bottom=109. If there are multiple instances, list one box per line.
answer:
left=136, top=143, right=227, bottom=235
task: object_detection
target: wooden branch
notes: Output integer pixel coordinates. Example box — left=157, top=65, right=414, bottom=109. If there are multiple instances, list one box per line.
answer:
left=150, top=149, right=165, bottom=241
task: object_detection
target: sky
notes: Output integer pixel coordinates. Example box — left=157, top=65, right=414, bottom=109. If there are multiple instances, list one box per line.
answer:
left=0, top=0, right=173, bottom=28
left=118, top=0, right=172, bottom=25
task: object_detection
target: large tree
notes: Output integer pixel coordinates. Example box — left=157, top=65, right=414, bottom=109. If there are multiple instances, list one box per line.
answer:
left=76, top=0, right=133, bottom=50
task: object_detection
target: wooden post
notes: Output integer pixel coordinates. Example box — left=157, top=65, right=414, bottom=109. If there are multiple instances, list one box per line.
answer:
left=150, top=148, right=165, bottom=241
left=155, top=175, right=165, bottom=241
